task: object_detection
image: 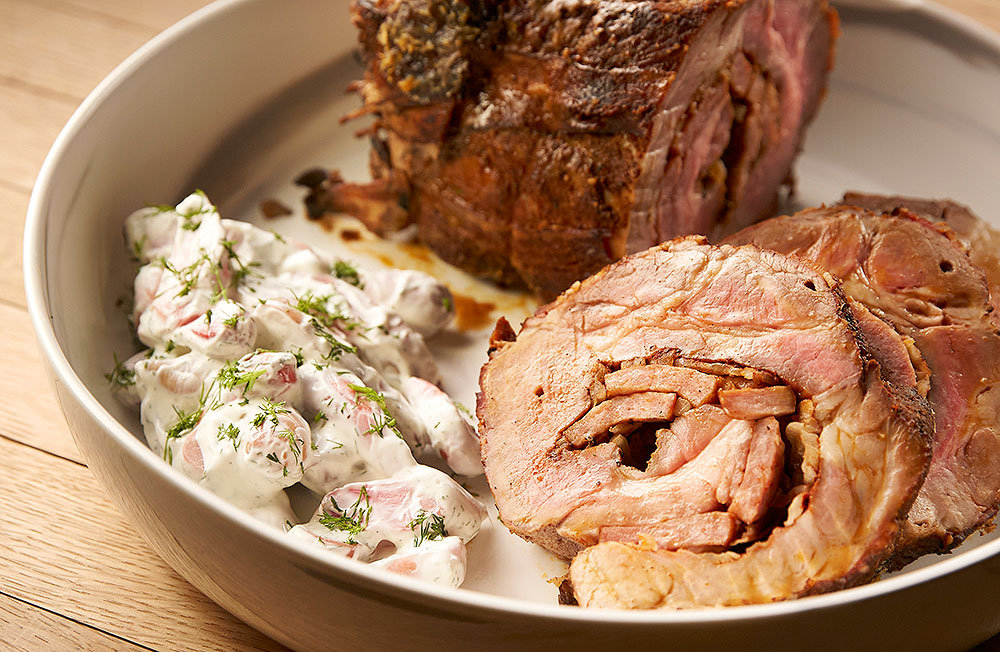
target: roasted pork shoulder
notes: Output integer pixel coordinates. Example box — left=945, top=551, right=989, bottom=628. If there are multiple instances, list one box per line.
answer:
left=478, top=238, right=932, bottom=607
left=728, top=202, right=1000, bottom=568
left=301, top=0, right=838, bottom=297
left=842, top=193, right=1000, bottom=318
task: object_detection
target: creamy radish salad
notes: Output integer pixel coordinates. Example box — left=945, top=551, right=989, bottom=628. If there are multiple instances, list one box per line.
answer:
left=109, top=192, right=486, bottom=587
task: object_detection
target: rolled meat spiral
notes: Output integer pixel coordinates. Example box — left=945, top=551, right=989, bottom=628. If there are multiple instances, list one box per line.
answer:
left=727, top=202, right=1000, bottom=568
left=477, top=237, right=933, bottom=608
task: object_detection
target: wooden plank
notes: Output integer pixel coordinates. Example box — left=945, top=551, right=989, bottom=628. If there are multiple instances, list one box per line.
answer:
left=939, top=0, right=1000, bottom=33
left=0, top=593, right=148, bottom=651
left=0, top=185, right=27, bottom=309
left=38, top=0, right=214, bottom=33
left=0, top=0, right=153, bottom=102
left=0, top=302, right=83, bottom=463
left=0, top=82, right=76, bottom=191
left=0, top=435, right=287, bottom=652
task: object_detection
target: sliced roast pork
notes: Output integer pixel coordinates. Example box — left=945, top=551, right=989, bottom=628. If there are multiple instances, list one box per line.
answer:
left=842, top=193, right=1000, bottom=317
left=301, top=0, right=838, bottom=297
left=728, top=204, right=1000, bottom=568
left=478, top=238, right=932, bottom=607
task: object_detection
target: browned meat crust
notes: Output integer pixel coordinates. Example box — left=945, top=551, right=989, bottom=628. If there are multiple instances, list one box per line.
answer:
left=478, top=238, right=932, bottom=607
left=727, top=203, right=1000, bottom=569
left=301, top=0, right=839, bottom=298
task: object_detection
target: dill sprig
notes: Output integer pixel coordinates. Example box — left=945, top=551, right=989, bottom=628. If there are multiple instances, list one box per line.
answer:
left=163, top=406, right=202, bottom=463
left=408, top=510, right=448, bottom=546
left=319, top=487, right=372, bottom=544
left=159, top=251, right=212, bottom=298
left=217, top=422, right=240, bottom=450
left=348, top=383, right=388, bottom=411
left=348, top=384, right=401, bottom=439
left=220, top=239, right=261, bottom=287
left=294, top=291, right=358, bottom=330
left=252, top=397, right=289, bottom=429
left=310, top=318, right=357, bottom=362
left=216, top=360, right=267, bottom=397
left=332, top=260, right=362, bottom=288
left=104, top=354, right=136, bottom=389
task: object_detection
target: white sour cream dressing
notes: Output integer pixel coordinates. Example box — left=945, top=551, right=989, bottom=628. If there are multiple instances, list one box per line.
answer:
left=115, top=192, right=486, bottom=587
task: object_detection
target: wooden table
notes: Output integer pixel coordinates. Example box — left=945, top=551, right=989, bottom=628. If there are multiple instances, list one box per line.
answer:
left=2, top=1, right=1000, bottom=650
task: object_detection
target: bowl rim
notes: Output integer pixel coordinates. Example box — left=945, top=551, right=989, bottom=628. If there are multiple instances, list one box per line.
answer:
left=22, top=0, right=1000, bottom=627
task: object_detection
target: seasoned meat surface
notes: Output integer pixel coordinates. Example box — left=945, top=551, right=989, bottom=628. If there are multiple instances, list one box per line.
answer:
left=303, top=0, right=838, bottom=297
left=842, top=193, right=1000, bottom=318
left=728, top=203, right=1000, bottom=568
left=478, top=238, right=932, bottom=607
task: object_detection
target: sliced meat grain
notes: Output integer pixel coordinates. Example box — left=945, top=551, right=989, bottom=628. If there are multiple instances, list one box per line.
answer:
left=600, top=512, right=739, bottom=552
left=718, top=386, right=797, bottom=420
left=605, top=364, right=721, bottom=406
left=563, top=392, right=678, bottom=448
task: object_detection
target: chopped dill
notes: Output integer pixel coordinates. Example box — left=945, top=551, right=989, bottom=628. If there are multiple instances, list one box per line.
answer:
left=409, top=510, right=448, bottom=546
left=310, top=318, right=357, bottom=361
left=131, top=235, right=148, bottom=262
left=163, top=406, right=202, bottom=463
left=332, top=260, right=362, bottom=287
left=159, top=251, right=211, bottom=298
left=277, top=428, right=304, bottom=469
left=295, top=291, right=357, bottom=330
left=217, top=422, right=241, bottom=450
left=348, top=384, right=387, bottom=411
left=104, top=354, right=135, bottom=389
left=319, top=487, right=371, bottom=544
left=265, top=451, right=287, bottom=476
left=220, top=239, right=261, bottom=286
left=348, top=384, right=401, bottom=438
left=216, top=360, right=267, bottom=397
left=252, top=397, right=289, bottom=429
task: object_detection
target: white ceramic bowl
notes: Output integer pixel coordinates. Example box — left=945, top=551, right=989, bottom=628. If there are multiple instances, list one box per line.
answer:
left=24, top=1, right=1000, bottom=650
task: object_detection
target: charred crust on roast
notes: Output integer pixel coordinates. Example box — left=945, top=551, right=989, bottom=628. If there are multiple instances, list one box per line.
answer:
left=370, top=0, right=483, bottom=103
left=557, top=576, right=579, bottom=606
left=326, top=0, right=838, bottom=296
left=487, top=316, right=517, bottom=357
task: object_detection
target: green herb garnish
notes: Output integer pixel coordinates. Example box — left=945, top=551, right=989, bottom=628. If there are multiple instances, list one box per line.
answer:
left=216, top=360, right=266, bottom=397
left=252, top=397, right=289, bottom=429
left=332, top=260, right=362, bottom=287
left=408, top=510, right=448, bottom=546
left=163, top=406, right=202, bottom=463
left=319, top=487, right=372, bottom=544
left=217, top=422, right=241, bottom=450
left=104, top=354, right=136, bottom=389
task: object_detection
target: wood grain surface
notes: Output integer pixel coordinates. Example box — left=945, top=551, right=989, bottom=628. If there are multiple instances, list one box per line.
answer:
left=1, top=1, right=998, bottom=650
